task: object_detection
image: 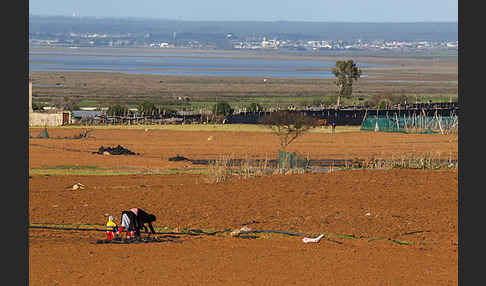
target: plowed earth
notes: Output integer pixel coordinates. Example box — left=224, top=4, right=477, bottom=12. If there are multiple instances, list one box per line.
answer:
left=29, top=127, right=458, bottom=285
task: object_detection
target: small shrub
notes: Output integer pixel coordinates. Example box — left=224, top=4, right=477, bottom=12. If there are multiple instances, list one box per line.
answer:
left=362, top=152, right=457, bottom=170
left=138, top=101, right=156, bottom=116
left=205, top=154, right=234, bottom=183
left=107, top=104, right=129, bottom=116
left=247, top=102, right=264, bottom=112
left=205, top=154, right=272, bottom=183
left=212, top=102, right=233, bottom=117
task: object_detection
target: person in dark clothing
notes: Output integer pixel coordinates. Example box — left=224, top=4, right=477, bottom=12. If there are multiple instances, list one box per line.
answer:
left=132, top=208, right=157, bottom=237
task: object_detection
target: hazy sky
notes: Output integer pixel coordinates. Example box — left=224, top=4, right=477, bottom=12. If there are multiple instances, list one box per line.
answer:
left=29, top=0, right=458, bottom=22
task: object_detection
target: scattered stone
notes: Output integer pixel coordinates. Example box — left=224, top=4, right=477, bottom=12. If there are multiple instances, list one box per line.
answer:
left=68, top=183, right=85, bottom=191
left=231, top=225, right=252, bottom=237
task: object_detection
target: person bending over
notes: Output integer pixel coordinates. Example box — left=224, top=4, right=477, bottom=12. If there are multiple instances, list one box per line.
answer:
left=131, top=208, right=157, bottom=237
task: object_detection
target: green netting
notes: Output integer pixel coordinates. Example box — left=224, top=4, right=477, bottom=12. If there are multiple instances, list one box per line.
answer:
left=39, top=128, right=50, bottom=138
left=360, top=115, right=458, bottom=134
left=278, top=150, right=309, bottom=168
left=30, top=127, right=50, bottom=138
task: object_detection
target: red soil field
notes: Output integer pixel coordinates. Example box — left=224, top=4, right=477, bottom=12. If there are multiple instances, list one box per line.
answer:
left=29, top=127, right=457, bottom=170
left=29, top=127, right=458, bottom=285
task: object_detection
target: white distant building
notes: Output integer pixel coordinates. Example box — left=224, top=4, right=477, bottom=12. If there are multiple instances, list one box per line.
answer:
left=446, top=41, right=458, bottom=48
left=261, top=37, right=279, bottom=49
left=150, top=42, right=172, bottom=48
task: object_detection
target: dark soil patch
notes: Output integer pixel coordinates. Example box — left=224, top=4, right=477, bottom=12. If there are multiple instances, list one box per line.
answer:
left=92, top=145, right=139, bottom=155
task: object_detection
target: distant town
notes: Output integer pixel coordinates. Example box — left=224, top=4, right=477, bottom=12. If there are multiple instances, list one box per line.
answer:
left=29, top=15, right=458, bottom=52
left=29, top=31, right=458, bottom=52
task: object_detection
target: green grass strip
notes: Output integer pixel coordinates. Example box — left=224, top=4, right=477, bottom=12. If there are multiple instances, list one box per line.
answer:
left=326, top=233, right=437, bottom=246
left=40, top=165, right=101, bottom=170
left=328, top=233, right=362, bottom=240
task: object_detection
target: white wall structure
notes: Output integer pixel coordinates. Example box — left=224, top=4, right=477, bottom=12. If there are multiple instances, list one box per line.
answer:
left=29, top=111, right=71, bottom=127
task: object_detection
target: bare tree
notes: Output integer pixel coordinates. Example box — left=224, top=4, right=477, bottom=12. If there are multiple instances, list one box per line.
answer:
left=260, top=111, right=318, bottom=152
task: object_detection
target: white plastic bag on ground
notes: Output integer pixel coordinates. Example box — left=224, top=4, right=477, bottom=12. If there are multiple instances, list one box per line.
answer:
left=302, top=234, right=325, bottom=243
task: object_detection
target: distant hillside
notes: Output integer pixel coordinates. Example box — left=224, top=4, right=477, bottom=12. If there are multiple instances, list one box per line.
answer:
left=29, top=15, right=457, bottom=42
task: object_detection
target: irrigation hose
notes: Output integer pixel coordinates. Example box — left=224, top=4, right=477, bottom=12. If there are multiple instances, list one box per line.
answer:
left=29, top=225, right=211, bottom=236
left=29, top=224, right=307, bottom=237
left=28, top=224, right=434, bottom=246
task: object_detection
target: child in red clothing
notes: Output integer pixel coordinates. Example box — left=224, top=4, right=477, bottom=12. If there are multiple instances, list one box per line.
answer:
left=106, top=216, right=118, bottom=240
